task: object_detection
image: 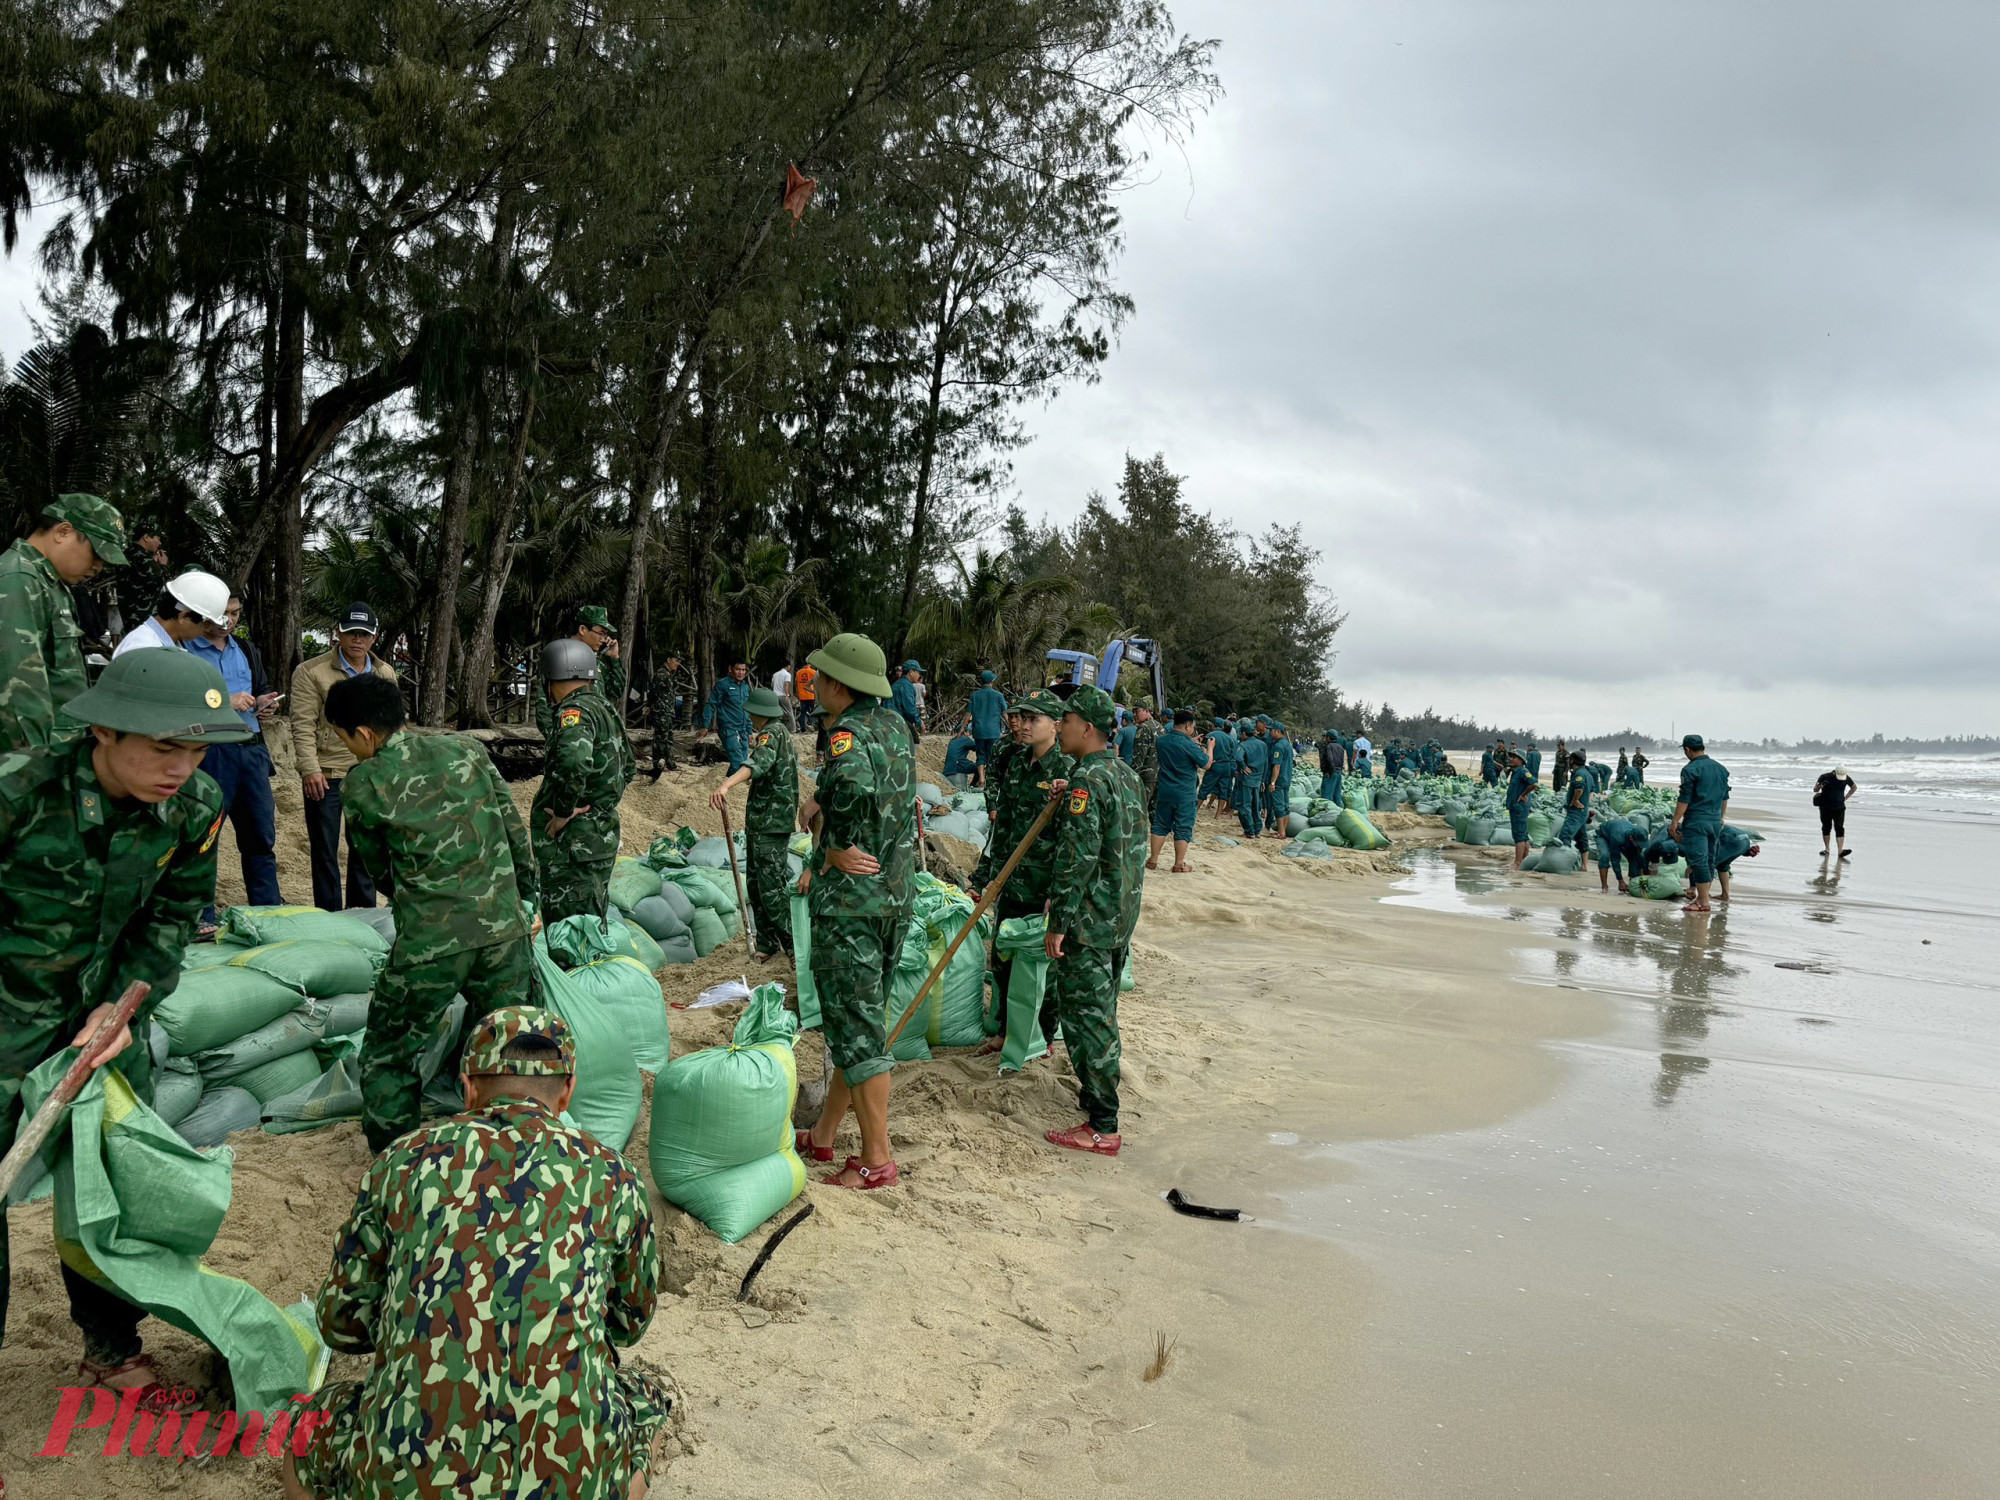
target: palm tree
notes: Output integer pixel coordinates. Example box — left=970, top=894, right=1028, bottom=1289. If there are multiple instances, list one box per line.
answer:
left=0, top=322, right=166, bottom=535
left=724, top=537, right=837, bottom=668
left=912, top=545, right=1089, bottom=687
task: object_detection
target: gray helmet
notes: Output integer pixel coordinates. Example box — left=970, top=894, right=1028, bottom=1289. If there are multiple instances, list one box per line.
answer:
left=541, top=637, right=599, bottom=686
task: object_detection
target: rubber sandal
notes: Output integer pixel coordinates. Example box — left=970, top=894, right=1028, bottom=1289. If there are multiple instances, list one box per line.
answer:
left=821, top=1159, right=898, bottom=1189
left=1045, top=1125, right=1121, bottom=1156
left=793, top=1129, right=833, bottom=1163
left=77, top=1352, right=159, bottom=1390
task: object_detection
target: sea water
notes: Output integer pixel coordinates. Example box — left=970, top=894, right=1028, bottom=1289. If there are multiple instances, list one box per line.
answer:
left=1302, top=753, right=2000, bottom=1496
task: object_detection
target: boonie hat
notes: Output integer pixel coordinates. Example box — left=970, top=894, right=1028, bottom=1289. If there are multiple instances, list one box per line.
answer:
left=746, top=685, right=785, bottom=719
left=807, top=632, right=893, bottom=699
left=1682, top=733, right=1704, bottom=750
left=577, top=605, right=616, bottom=634
left=61, top=649, right=254, bottom=743
left=462, top=1006, right=576, bottom=1077
left=1011, top=688, right=1064, bottom=720
left=43, top=493, right=128, bottom=566
left=1064, top=684, right=1118, bottom=735
left=338, top=602, right=380, bottom=636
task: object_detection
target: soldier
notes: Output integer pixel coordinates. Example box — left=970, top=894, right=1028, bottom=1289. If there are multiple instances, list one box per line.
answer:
left=968, top=668, right=1008, bottom=777
left=699, top=659, right=753, bottom=772
left=891, top=658, right=924, bottom=740
left=532, top=638, right=634, bottom=926
left=0, top=494, right=127, bottom=751
left=1504, top=748, right=1535, bottom=868
left=1199, top=716, right=1238, bottom=812
left=794, top=633, right=916, bottom=1190
left=536, top=605, right=626, bottom=736
left=970, top=688, right=1073, bottom=1056
left=0, top=648, right=247, bottom=1389
left=645, top=652, right=685, bottom=778
left=708, top=685, right=797, bottom=959
left=1041, top=686, right=1146, bottom=1156
left=1130, top=703, right=1160, bottom=809
left=282, top=1007, right=668, bottom=1500
left=1234, top=718, right=1269, bottom=838
left=1265, top=718, right=1295, bottom=838
left=322, top=673, right=541, bottom=1152
left=1147, top=709, right=1211, bottom=873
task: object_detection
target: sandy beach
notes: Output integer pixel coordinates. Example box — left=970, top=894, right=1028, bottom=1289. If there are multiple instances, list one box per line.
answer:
left=0, top=732, right=1606, bottom=1499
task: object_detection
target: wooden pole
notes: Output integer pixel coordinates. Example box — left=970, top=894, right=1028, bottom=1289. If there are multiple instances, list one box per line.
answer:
left=719, top=803, right=757, bottom=961
left=887, top=792, right=1058, bottom=1049
left=0, top=981, right=150, bottom=1201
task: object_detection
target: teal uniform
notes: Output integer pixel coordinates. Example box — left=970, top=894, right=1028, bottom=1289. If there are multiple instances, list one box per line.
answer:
left=1676, top=755, right=1731, bottom=882
left=1234, top=734, right=1269, bottom=837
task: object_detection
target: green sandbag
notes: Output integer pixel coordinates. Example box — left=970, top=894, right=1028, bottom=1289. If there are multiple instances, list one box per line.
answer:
left=1632, top=871, right=1687, bottom=900
left=192, top=1005, right=325, bottom=1083
left=1526, top=811, right=1554, bottom=845
left=1119, top=955, right=1136, bottom=993
left=610, top=915, right=668, bottom=972
left=1285, top=813, right=1308, bottom=835
left=1372, top=786, right=1399, bottom=811
left=181, top=941, right=248, bottom=971
left=663, top=868, right=723, bottom=911
left=647, top=984, right=805, bottom=1243
left=1296, top=824, right=1346, bottom=847
left=686, top=864, right=740, bottom=915
left=546, top=912, right=668, bottom=974
left=1288, top=794, right=1312, bottom=815
left=263, top=1056, right=364, bottom=1132
left=533, top=939, right=642, bottom=1150
left=153, top=1059, right=203, bottom=1128
left=220, top=904, right=389, bottom=954
left=1535, top=845, right=1582, bottom=874
left=689, top=906, right=726, bottom=957
left=1307, top=810, right=1341, bottom=828
left=154, top=966, right=310, bottom=1056
left=21, top=1054, right=328, bottom=1413
left=885, top=918, right=935, bottom=1062
left=791, top=891, right=820, bottom=1030
left=563, top=954, right=669, bottom=1073
left=176, top=1086, right=263, bottom=1147
left=608, top=857, right=663, bottom=913
left=1343, top=782, right=1372, bottom=813
left=224, top=939, right=382, bottom=998
left=1336, top=808, right=1391, bottom=851
left=233, top=1049, right=326, bottom=1105
left=993, top=916, right=1050, bottom=1071
left=935, top=913, right=993, bottom=1048
left=624, top=894, right=691, bottom=945
left=1459, top=817, right=1493, bottom=846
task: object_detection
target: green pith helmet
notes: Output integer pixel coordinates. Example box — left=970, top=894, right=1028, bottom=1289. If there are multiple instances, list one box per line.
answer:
left=43, top=493, right=129, bottom=565
left=746, top=685, right=785, bottom=719
left=1064, top=684, right=1117, bottom=734
left=61, top=649, right=253, bottom=743
left=807, top=633, right=892, bottom=699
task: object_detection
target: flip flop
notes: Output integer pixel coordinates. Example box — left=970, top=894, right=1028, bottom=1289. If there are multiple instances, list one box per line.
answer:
left=821, top=1159, right=898, bottom=1190
left=1046, top=1124, right=1121, bottom=1156
left=77, top=1352, right=160, bottom=1392
left=793, top=1129, right=834, bottom=1163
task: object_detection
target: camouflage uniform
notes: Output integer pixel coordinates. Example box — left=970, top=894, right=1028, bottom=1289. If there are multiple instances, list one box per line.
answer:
left=645, top=669, right=682, bottom=773
left=972, top=726, right=1073, bottom=1040
left=532, top=684, right=634, bottom=926
left=295, top=1011, right=666, bottom=1500
left=743, top=719, right=799, bottom=956
left=1131, top=718, right=1160, bottom=809
left=342, top=731, right=542, bottom=1152
left=534, top=651, right=626, bottom=738
left=1046, top=739, right=1148, bottom=1134
left=807, top=698, right=915, bottom=1084
left=0, top=738, right=223, bottom=1356
left=0, top=539, right=89, bottom=751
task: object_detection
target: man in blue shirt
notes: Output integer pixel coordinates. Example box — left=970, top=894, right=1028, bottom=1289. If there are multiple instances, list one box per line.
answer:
left=1148, top=710, right=1212, bottom=872
left=1115, top=709, right=1136, bottom=762
left=1234, top=721, right=1269, bottom=839
left=699, top=659, right=753, bottom=771
left=968, top=669, right=1008, bottom=774
left=942, top=718, right=980, bottom=789
left=892, top=659, right=923, bottom=740
left=1265, top=720, right=1295, bottom=838
left=1503, top=749, right=1535, bottom=867
left=188, top=593, right=284, bottom=932
left=1596, top=817, right=1648, bottom=894
left=1201, top=720, right=1238, bottom=811
left=1558, top=750, right=1592, bottom=861
left=1525, top=742, right=1542, bottom=783
left=1668, top=734, right=1731, bottom=913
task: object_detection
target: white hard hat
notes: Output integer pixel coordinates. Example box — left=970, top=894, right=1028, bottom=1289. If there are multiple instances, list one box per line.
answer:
left=166, top=569, right=232, bottom=626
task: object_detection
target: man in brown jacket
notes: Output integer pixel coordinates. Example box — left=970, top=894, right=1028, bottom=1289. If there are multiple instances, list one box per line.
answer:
left=292, top=602, right=400, bottom=910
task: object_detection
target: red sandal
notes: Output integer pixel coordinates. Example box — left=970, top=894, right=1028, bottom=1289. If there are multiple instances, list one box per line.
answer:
left=1046, top=1125, right=1122, bottom=1156
left=793, top=1129, right=834, bottom=1163
left=76, top=1352, right=160, bottom=1390
left=821, top=1159, right=899, bottom=1189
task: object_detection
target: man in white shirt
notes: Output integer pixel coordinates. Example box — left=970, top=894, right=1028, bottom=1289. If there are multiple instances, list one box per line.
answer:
left=112, top=569, right=231, bottom=655
left=770, top=662, right=793, bottom=714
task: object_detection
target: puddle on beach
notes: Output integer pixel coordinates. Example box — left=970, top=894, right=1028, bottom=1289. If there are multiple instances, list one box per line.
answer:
left=1287, top=800, right=2000, bottom=1496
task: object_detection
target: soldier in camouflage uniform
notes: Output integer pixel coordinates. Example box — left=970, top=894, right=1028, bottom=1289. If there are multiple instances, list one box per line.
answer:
left=324, top=674, right=541, bottom=1152
left=1130, top=704, right=1160, bottom=810
left=646, top=652, right=684, bottom=777
left=0, top=494, right=128, bottom=750
left=970, top=688, right=1072, bottom=1053
left=795, top=633, right=916, bottom=1190
left=0, top=648, right=248, bottom=1385
left=535, top=604, right=626, bottom=735
left=708, top=685, right=797, bottom=957
left=532, top=638, right=635, bottom=926
left=283, top=1006, right=668, bottom=1500
left=1042, top=685, right=1147, bottom=1156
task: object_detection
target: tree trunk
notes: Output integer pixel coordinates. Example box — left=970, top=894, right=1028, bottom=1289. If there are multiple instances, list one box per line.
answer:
left=894, top=288, right=955, bottom=659
left=265, top=186, right=309, bottom=688
left=458, top=385, right=536, bottom=729
left=418, top=398, right=482, bottom=724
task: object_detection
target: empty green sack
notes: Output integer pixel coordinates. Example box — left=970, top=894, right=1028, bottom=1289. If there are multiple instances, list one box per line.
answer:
left=993, top=916, right=1051, bottom=1071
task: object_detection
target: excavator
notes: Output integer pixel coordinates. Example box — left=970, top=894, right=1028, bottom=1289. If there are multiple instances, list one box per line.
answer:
left=1045, top=636, right=1167, bottom=707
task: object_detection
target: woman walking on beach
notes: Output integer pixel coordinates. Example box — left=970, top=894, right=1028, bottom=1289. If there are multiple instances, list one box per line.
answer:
left=1813, top=766, right=1856, bottom=860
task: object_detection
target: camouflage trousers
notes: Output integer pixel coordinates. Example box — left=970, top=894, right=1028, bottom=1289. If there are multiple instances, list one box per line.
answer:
left=745, top=832, right=794, bottom=956
left=360, top=935, right=538, bottom=1153
left=1, top=1018, right=153, bottom=1359
left=1051, top=943, right=1127, bottom=1134
left=292, top=1365, right=674, bottom=1500
left=808, top=906, right=906, bottom=1087
left=540, top=853, right=615, bottom=928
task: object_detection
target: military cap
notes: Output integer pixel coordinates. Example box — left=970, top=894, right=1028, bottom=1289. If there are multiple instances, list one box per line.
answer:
left=43, top=493, right=128, bottom=566
left=1064, top=684, right=1117, bottom=734
left=1682, top=733, right=1704, bottom=750
left=462, top=1005, right=576, bottom=1077
left=902, top=659, right=922, bottom=674
left=61, top=648, right=254, bottom=742
left=577, top=605, right=615, bottom=634
left=1255, top=714, right=1272, bottom=725
left=979, top=669, right=996, bottom=683
left=1011, top=688, right=1064, bottom=720
left=807, top=632, right=893, bottom=698
left=746, top=685, right=785, bottom=718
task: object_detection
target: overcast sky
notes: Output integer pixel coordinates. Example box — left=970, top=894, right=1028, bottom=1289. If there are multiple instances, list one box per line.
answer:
left=6, top=2, right=1998, bottom=739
